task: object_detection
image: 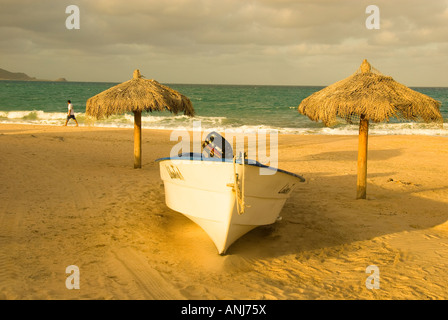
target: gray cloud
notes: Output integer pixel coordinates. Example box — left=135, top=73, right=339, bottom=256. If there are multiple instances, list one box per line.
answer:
left=1, top=0, right=447, bottom=85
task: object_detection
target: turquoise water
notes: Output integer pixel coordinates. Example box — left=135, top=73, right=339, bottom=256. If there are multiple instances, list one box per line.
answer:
left=0, top=80, right=447, bottom=136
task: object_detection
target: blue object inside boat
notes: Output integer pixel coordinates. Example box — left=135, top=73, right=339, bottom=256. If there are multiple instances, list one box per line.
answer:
left=201, top=131, right=234, bottom=160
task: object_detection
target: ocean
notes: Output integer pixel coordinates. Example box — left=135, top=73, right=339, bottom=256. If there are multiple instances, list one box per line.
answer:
left=0, top=80, right=447, bottom=136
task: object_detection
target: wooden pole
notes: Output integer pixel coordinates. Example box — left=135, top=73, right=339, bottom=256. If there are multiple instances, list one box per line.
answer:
left=356, top=114, right=369, bottom=199
left=134, top=111, right=142, bottom=169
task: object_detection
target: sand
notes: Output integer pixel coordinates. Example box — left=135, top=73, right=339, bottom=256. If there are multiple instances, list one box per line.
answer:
left=0, top=123, right=447, bottom=300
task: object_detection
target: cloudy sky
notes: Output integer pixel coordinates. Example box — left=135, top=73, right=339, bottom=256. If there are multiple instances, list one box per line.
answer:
left=1, top=0, right=447, bottom=86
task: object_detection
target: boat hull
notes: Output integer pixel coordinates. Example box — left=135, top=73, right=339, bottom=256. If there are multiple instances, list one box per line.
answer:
left=158, top=157, right=303, bottom=254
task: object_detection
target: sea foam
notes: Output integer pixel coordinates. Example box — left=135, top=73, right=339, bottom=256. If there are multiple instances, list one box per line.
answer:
left=0, top=110, right=447, bottom=137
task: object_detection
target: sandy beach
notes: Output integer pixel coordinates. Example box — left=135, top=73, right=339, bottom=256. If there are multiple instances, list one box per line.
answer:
left=0, top=123, right=447, bottom=300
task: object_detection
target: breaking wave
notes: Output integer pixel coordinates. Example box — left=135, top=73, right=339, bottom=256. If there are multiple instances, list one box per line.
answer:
left=1, top=110, right=447, bottom=137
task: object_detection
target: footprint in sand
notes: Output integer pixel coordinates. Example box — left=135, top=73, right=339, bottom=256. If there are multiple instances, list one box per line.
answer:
left=387, top=178, right=421, bottom=187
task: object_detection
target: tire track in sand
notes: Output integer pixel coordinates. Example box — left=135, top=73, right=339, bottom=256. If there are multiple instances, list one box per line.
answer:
left=0, top=206, right=22, bottom=299
left=107, top=248, right=186, bottom=300
left=0, top=140, right=27, bottom=299
left=0, top=134, right=95, bottom=299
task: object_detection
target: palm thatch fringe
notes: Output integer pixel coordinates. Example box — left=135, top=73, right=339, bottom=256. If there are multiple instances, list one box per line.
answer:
left=86, top=73, right=194, bottom=119
left=298, top=61, right=442, bottom=126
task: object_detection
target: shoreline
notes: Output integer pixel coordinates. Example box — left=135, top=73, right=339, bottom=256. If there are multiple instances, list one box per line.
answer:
left=1, top=123, right=448, bottom=299
left=1, top=119, right=447, bottom=138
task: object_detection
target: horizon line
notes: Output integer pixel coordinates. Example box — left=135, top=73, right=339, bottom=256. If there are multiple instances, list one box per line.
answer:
left=1, top=79, right=447, bottom=89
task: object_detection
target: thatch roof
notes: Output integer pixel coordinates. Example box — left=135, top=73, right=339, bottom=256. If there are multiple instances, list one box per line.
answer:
left=298, top=60, right=443, bottom=126
left=86, top=70, right=194, bottom=119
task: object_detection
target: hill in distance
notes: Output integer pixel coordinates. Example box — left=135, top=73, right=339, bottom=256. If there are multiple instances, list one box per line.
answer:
left=0, top=68, right=67, bottom=81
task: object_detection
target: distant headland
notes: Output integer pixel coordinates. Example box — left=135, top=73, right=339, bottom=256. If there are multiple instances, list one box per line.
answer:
left=0, top=68, right=67, bottom=82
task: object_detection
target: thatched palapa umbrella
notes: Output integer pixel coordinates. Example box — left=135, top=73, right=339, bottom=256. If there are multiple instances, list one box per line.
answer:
left=298, top=59, right=442, bottom=199
left=86, top=70, right=194, bottom=168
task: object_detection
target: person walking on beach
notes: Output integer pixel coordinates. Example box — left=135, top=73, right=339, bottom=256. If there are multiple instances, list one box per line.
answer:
left=64, top=100, right=78, bottom=126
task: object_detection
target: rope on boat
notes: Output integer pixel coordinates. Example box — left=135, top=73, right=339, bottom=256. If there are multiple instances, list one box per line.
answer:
left=233, top=152, right=246, bottom=215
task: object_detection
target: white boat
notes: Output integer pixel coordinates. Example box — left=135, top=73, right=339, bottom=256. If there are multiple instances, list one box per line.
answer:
left=156, top=134, right=305, bottom=254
